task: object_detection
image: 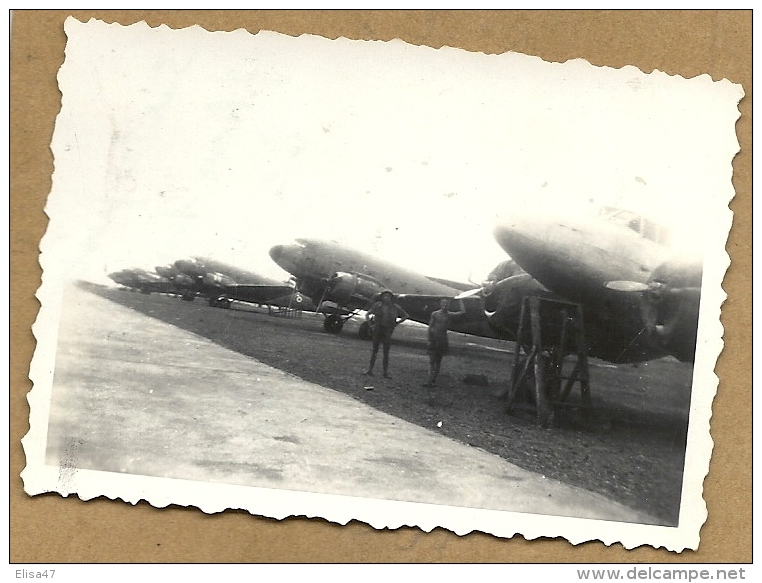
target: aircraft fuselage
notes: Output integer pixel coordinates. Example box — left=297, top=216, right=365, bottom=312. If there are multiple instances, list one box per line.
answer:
left=493, top=212, right=701, bottom=363
left=108, top=269, right=175, bottom=294
left=174, top=257, right=282, bottom=288
left=269, top=238, right=502, bottom=336
left=270, top=238, right=460, bottom=299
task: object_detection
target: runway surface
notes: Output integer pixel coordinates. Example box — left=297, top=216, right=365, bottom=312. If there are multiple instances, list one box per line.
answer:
left=44, top=284, right=658, bottom=523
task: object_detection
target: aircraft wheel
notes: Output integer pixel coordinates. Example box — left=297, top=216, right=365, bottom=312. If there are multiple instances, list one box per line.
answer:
left=323, top=315, right=344, bottom=334
left=182, top=291, right=195, bottom=302
left=358, top=321, right=372, bottom=340
left=210, top=296, right=232, bottom=309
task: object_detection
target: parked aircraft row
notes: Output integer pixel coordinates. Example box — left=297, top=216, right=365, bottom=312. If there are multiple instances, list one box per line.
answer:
left=269, top=208, right=701, bottom=365
left=108, top=268, right=178, bottom=295
left=109, top=257, right=313, bottom=311
left=110, top=205, right=702, bottom=367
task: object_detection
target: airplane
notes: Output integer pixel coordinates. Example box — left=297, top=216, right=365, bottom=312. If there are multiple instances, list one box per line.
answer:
left=271, top=213, right=701, bottom=428
left=170, top=256, right=315, bottom=311
left=271, top=206, right=701, bottom=367
left=154, top=263, right=198, bottom=299
left=268, top=238, right=528, bottom=337
left=489, top=206, right=702, bottom=364
left=108, top=268, right=176, bottom=295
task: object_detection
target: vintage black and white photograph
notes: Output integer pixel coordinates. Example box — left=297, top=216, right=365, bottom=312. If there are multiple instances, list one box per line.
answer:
left=23, top=17, right=742, bottom=551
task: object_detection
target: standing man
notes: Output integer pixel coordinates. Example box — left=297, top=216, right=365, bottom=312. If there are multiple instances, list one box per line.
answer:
left=423, top=297, right=466, bottom=387
left=363, top=290, right=409, bottom=378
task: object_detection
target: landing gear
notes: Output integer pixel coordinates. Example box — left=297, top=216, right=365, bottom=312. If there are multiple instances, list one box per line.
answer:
left=181, top=291, right=196, bottom=302
left=358, top=320, right=372, bottom=340
left=209, top=295, right=232, bottom=309
left=323, top=315, right=345, bottom=334
left=320, top=305, right=360, bottom=335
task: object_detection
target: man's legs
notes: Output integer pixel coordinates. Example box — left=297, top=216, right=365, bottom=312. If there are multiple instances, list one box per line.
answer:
left=424, top=351, right=442, bottom=386
left=431, top=353, right=443, bottom=383
left=364, top=336, right=381, bottom=375
left=381, top=337, right=391, bottom=377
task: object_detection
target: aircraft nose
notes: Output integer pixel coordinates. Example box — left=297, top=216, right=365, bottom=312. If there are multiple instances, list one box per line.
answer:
left=493, top=214, right=549, bottom=257
left=155, top=265, right=174, bottom=278
left=269, top=245, right=283, bottom=262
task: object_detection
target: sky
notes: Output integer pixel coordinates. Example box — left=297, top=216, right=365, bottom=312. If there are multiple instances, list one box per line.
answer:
left=42, top=18, right=743, bottom=287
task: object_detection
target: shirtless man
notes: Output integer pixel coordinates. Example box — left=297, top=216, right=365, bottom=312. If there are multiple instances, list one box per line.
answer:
left=363, top=290, right=409, bottom=379
left=423, top=297, right=466, bottom=387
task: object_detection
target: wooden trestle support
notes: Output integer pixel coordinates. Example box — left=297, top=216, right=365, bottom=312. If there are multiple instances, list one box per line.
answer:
left=496, top=294, right=592, bottom=427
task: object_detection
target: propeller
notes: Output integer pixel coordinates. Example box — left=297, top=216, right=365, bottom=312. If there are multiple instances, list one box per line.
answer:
left=454, top=287, right=484, bottom=300
left=606, top=257, right=702, bottom=363
left=605, top=280, right=650, bottom=292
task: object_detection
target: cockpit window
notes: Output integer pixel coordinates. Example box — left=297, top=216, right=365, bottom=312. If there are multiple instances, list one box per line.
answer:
left=598, top=206, right=670, bottom=245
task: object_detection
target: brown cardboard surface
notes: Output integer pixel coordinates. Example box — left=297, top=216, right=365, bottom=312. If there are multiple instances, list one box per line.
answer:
left=10, top=10, right=751, bottom=563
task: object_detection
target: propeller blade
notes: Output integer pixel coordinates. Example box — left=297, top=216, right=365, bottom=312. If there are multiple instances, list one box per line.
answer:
left=455, top=287, right=483, bottom=300
left=605, top=280, right=650, bottom=292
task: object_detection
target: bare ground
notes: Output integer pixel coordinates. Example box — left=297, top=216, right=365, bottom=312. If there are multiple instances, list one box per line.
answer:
left=88, top=282, right=693, bottom=526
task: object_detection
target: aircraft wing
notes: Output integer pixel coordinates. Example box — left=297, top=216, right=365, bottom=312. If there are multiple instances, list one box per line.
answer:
left=394, top=293, right=473, bottom=316
left=393, top=293, right=500, bottom=337
left=397, top=273, right=549, bottom=340
left=423, top=276, right=476, bottom=292
left=219, top=284, right=315, bottom=309
left=141, top=279, right=177, bottom=294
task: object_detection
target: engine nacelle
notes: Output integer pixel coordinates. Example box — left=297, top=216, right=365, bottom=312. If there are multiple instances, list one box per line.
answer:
left=481, top=273, right=547, bottom=336
left=641, top=257, right=703, bottom=363
left=173, top=274, right=195, bottom=287
left=175, top=259, right=206, bottom=279
left=327, top=272, right=387, bottom=306
left=203, top=272, right=236, bottom=288
left=155, top=264, right=178, bottom=280
left=486, top=258, right=525, bottom=283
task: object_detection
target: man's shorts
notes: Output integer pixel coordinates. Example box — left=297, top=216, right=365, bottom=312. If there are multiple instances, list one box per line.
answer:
left=428, top=336, right=449, bottom=356
left=372, top=326, right=394, bottom=344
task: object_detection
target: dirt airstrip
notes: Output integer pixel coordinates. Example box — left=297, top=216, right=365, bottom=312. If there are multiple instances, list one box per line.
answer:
left=88, top=283, right=693, bottom=525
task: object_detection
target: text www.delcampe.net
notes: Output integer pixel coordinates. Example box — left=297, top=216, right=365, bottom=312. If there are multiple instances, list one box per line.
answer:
left=577, top=568, right=748, bottom=581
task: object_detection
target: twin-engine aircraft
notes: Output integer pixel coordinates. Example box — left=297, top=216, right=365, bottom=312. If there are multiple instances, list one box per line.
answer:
left=156, top=257, right=314, bottom=310
left=490, top=207, right=702, bottom=364
left=270, top=205, right=702, bottom=365
left=268, top=238, right=521, bottom=338
left=108, top=268, right=176, bottom=295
